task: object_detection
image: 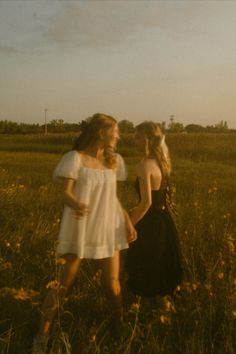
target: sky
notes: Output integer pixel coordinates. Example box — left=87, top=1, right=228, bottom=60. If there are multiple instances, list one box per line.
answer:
left=0, top=0, right=236, bottom=128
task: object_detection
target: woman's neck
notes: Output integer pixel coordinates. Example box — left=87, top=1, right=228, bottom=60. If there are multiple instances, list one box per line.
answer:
left=83, top=145, right=104, bottom=160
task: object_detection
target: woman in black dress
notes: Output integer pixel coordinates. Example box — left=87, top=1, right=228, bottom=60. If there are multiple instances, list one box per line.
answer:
left=127, top=121, right=182, bottom=297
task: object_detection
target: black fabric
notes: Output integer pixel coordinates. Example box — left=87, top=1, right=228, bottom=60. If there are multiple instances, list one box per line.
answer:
left=126, top=178, right=183, bottom=297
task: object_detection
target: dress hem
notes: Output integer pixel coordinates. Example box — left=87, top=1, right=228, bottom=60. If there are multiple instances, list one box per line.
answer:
left=56, top=242, right=129, bottom=259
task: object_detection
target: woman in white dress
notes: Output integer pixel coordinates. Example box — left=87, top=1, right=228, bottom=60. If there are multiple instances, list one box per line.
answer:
left=32, top=113, right=136, bottom=353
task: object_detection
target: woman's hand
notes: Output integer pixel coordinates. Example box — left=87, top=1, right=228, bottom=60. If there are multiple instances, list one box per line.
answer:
left=123, top=210, right=137, bottom=243
left=116, top=198, right=137, bottom=243
left=125, top=218, right=137, bottom=243
left=73, top=202, right=90, bottom=219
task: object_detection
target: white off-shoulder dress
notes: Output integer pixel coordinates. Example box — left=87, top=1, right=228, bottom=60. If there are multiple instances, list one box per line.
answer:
left=53, top=150, right=128, bottom=259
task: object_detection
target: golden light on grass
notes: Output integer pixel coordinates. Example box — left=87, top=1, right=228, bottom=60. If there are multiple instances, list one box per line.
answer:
left=163, top=296, right=176, bottom=313
left=56, top=258, right=66, bottom=266
left=217, top=272, right=224, bottom=280
left=0, top=134, right=236, bottom=353
left=130, top=302, right=140, bottom=311
left=160, top=315, right=171, bottom=325
left=46, top=280, right=61, bottom=290
left=14, top=288, right=38, bottom=301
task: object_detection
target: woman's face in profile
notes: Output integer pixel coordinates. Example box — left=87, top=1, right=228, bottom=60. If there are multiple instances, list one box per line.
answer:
left=102, top=123, right=120, bottom=148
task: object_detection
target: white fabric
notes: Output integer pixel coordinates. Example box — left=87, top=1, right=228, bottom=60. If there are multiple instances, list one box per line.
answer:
left=53, top=150, right=81, bottom=181
left=53, top=151, right=128, bottom=259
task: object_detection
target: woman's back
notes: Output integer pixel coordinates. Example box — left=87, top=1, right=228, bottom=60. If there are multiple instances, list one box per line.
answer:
left=137, top=158, right=162, bottom=190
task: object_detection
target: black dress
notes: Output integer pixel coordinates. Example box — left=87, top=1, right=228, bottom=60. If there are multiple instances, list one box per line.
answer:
left=126, top=178, right=183, bottom=297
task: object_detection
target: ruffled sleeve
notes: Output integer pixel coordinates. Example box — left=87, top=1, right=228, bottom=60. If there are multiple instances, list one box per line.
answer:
left=116, top=153, right=127, bottom=181
left=53, top=150, right=81, bottom=181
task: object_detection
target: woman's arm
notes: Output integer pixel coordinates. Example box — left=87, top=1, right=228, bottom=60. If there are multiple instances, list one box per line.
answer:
left=131, top=161, right=153, bottom=226
left=63, top=178, right=89, bottom=218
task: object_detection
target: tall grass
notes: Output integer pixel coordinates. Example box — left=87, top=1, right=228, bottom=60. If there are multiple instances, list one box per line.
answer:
left=1, top=132, right=236, bottom=161
left=0, top=134, right=235, bottom=353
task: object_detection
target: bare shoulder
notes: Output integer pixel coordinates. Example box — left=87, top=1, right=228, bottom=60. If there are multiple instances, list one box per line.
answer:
left=147, top=158, right=162, bottom=171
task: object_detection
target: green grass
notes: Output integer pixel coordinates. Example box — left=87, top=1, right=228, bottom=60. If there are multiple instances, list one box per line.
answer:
left=1, top=132, right=235, bottom=161
left=0, top=134, right=235, bottom=353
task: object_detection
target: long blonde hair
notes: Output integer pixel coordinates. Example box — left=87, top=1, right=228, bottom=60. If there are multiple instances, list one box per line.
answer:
left=135, top=121, right=171, bottom=177
left=73, top=113, right=117, bottom=169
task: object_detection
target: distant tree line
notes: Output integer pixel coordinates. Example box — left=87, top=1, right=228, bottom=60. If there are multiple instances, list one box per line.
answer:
left=0, top=118, right=235, bottom=134
left=0, top=120, right=80, bottom=134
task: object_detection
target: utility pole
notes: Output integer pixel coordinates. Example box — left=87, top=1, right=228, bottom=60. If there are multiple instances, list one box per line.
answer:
left=44, top=109, right=48, bottom=134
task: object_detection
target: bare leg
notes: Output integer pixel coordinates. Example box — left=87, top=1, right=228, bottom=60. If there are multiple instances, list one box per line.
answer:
left=38, top=254, right=81, bottom=335
left=100, top=250, right=123, bottom=325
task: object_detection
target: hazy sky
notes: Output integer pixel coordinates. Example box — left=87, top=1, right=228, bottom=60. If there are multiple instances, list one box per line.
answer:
left=0, top=0, right=236, bottom=128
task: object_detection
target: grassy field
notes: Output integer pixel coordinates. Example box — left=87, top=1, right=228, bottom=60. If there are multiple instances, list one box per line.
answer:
left=0, top=133, right=235, bottom=354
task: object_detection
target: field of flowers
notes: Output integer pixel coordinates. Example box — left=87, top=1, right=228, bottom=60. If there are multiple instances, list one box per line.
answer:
left=0, top=133, right=235, bottom=354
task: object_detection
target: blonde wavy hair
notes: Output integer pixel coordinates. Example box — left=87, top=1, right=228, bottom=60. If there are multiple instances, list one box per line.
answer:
left=73, top=113, right=117, bottom=169
left=135, top=121, right=171, bottom=177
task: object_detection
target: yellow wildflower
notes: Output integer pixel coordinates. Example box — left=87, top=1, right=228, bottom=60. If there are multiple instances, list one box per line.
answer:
left=205, top=284, right=211, bottom=290
left=131, top=302, right=140, bottom=311
left=217, top=272, right=224, bottom=280
left=160, top=315, right=171, bottom=325
left=0, top=261, right=12, bottom=271
left=93, top=269, right=102, bottom=284
left=227, top=240, right=235, bottom=253
left=14, top=288, right=30, bottom=300
left=163, top=297, right=176, bottom=312
left=89, top=335, right=96, bottom=342
left=176, top=285, right=181, bottom=292
left=56, top=258, right=66, bottom=266
left=46, top=280, right=60, bottom=289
